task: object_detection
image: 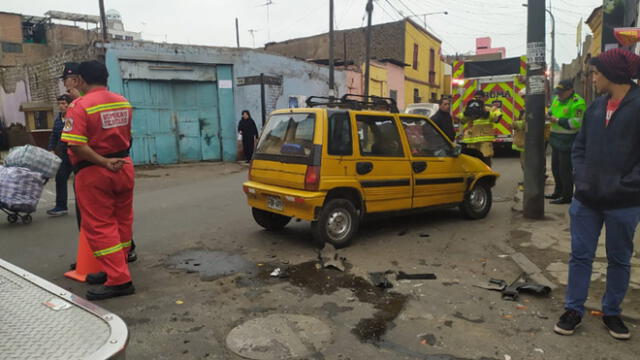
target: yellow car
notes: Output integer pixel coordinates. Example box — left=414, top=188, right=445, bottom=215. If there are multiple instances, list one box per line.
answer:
left=243, top=96, right=499, bottom=248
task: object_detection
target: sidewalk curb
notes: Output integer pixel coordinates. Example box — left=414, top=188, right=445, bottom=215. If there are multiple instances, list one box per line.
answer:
left=494, top=240, right=559, bottom=291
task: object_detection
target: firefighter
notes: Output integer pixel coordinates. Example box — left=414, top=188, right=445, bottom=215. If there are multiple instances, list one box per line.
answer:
left=61, top=62, right=137, bottom=275
left=459, top=95, right=501, bottom=166
left=545, top=79, right=586, bottom=204
left=61, top=61, right=135, bottom=300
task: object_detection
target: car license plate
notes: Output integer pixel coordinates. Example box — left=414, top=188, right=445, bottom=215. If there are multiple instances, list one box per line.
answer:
left=267, top=196, right=283, bottom=211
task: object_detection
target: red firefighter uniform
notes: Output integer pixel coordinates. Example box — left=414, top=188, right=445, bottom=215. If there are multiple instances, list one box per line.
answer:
left=61, top=87, right=134, bottom=286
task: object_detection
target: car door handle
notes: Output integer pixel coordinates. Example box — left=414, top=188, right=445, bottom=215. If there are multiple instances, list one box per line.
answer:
left=356, top=162, right=373, bottom=175
left=412, top=161, right=427, bottom=173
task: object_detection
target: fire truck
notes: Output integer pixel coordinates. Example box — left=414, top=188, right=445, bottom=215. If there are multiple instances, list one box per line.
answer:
left=451, top=56, right=527, bottom=149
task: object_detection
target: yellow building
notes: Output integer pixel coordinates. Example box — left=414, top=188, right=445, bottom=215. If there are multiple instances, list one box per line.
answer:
left=586, top=6, right=603, bottom=57
left=403, top=19, right=444, bottom=106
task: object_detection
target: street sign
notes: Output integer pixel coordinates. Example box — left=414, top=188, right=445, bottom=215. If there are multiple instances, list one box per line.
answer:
left=237, top=75, right=282, bottom=86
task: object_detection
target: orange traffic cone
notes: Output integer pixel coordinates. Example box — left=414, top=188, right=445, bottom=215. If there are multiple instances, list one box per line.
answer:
left=64, top=230, right=103, bottom=282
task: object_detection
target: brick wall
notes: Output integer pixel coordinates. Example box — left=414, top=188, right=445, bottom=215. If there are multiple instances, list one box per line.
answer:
left=265, top=20, right=405, bottom=65
left=26, top=45, right=104, bottom=104
left=0, top=13, right=23, bottom=43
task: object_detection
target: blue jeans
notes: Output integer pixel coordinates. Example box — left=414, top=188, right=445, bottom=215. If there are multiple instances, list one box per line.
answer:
left=565, top=199, right=640, bottom=316
left=55, top=156, right=72, bottom=210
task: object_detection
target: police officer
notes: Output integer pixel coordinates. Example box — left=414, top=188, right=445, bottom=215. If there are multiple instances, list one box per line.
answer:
left=61, top=61, right=135, bottom=300
left=546, top=79, right=586, bottom=204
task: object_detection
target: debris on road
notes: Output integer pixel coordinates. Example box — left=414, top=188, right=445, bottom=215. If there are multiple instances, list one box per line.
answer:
left=419, top=233, right=430, bottom=238
left=398, top=228, right=409, bottom=236
left=318, top=243, right=346, bottom=272
left=417, top=333, right=437, bottom=346
left=369, top=271, right=393, bottom=289
left=175, top=300, right=184, bottom=305
left=270, top=268, right=282, bottom=277
left=477, top=273, right=551, bottom=301
left=590, top=310, right=604, bottom=317
left=396, top=271, right=437, bottom=280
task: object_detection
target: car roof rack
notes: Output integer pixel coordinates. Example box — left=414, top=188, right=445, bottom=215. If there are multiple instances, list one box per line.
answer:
left=305, top=93, right=399, bottom=113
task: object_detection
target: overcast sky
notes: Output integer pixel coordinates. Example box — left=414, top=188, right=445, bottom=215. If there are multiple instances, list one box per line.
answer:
left=4, top=0, right=604, bottom=66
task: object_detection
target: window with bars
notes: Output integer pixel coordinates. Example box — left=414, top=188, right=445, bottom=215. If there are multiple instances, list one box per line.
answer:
left=413, top=43, right=419, bottom=70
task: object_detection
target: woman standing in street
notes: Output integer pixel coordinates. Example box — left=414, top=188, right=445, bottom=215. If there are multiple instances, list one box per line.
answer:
left=238, top=110, right=259, bottom=163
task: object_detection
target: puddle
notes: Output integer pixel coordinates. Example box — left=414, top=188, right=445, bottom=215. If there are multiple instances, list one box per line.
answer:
left=166, top=249, right=257, bottom=281
left=262, top=261, right=408, bottom=344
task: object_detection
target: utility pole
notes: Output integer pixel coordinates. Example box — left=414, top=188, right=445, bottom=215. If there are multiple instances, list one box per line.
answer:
left=364, top=0, right=374, bottom=97
left=548, top=9, right=556, bottom=88
left=235, top=18, right=240, bottom=48
left=260, top=73, right=267, bottom=127
left=98, top=0, right=108, bottom=42
left=524, top=0, right=546, bottom=219
left=329, top=0, right=335, bottom=97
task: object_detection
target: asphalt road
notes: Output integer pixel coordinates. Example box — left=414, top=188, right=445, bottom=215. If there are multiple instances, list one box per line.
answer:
left=1, top=157, right=637, bottom=360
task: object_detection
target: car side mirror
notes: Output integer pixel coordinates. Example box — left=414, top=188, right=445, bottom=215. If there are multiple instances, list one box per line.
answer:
left=453, top=144, right=462, bottom=157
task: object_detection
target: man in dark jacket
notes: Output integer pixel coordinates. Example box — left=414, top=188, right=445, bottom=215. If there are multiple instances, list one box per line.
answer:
left=430, top=98, right=455, bottom=141
left=554, top=48, right=640, bottom=340
left=47, top=94, right=74, bottom=216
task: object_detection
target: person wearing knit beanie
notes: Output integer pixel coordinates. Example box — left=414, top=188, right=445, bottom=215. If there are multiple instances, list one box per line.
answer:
left=555, top=47, right=640, bottom=341
left=590, top=48, right=640, bottom=85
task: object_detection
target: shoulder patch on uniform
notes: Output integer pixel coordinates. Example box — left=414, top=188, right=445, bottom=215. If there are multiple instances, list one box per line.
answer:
left=576, top=109, right=584, bottom=117
left=63, top=118, right=73, bottom=131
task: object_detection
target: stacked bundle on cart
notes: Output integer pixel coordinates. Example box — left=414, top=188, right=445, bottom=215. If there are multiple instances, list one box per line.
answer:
left=0, top=145, right=61, bottom=224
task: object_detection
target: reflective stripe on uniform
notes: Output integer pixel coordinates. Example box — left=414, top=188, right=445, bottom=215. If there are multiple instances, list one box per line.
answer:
left=61, top=133, right=88, bottom=143
left=93, top=239, right=133, bottom=257
left=85, top=102, right=132, bottom=115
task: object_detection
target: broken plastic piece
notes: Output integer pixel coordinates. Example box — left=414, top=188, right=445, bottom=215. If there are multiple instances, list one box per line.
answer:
left=369, top=272, right=393, bottom=289
left=590, top=310, right=604, bottom=317
left=270, top=268, right=282, bottom=277
left=396, top=271, right=437, bottom=280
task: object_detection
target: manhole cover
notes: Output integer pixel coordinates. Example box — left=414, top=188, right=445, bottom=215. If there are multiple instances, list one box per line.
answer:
left=226, top=314, right=332, bottom=360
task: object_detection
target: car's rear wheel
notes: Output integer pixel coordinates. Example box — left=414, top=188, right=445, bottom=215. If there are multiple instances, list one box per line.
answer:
left=460, top=182, right=492, bottom=219
left=311, top=199, right=360, bottom=249
left=252, top=208, right=291, bottom=230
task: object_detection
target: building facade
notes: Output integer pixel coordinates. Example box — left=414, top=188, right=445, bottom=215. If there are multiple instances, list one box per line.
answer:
left=265, top=18, right=446, bottom=107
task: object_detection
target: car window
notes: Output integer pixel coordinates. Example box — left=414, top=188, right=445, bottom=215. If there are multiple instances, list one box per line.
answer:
left=256, top=113, right=315, bottom=158
left=327, top=112, right=352, bottom=156
left=401, top=117, right=453, bottom=157
left=408, top=108, right=433, bottom=117
left=356, top=115, right=404, bottom=157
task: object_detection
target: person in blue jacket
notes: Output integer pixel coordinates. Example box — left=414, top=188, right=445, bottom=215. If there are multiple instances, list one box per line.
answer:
left=47, top=94, right=74, bottom=216
left=554, top=48, right=640, bottom=341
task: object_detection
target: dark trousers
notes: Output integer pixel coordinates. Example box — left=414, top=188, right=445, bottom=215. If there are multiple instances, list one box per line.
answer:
left=242, top=136, right=255, bottom=161
left=55, top=157, right=73, bottom=209
left=551, top=147, right=573, bottom=199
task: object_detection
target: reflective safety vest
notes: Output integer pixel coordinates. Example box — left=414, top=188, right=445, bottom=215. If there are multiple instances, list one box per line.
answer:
left=460, top=107, right=501, bottom=144
left=549, top=93, right=585, bottom=135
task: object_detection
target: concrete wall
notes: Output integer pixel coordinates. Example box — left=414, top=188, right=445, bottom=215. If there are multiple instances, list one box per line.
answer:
left=104, top=41, right=349, bottom=161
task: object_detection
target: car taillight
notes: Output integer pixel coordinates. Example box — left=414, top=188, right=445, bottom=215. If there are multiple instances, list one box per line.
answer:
left=304, top=165, right=320, bottom=191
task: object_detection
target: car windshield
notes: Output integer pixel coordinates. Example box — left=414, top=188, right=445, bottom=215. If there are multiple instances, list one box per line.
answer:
left=256, top=113, right=315, bottom=158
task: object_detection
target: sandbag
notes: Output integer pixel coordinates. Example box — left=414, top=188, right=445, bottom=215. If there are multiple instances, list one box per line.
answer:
left=4, top=144, right=61, bottom=178
left=0, top=166, right=45, bottom=213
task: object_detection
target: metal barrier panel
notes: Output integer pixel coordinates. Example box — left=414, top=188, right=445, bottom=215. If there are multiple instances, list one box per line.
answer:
left=0, top=258, right=128, bottom=359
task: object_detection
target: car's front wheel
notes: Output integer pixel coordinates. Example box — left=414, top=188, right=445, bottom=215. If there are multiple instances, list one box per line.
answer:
left=460, top=182, right=492, bottom=219
left=311, top=199, right=360, bottom=249
left=252, top=208, right=291, bottom=230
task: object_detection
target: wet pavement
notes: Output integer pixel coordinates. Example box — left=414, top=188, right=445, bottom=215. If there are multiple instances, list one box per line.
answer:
left=3, top=159, right=639, bottom=359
